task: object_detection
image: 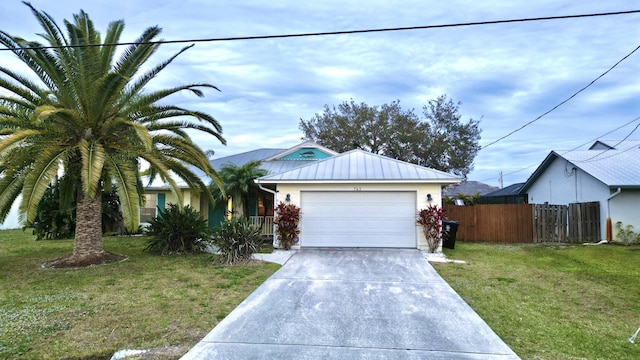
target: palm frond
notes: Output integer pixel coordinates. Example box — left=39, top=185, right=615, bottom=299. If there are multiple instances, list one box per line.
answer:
left=0, top=129, right=39, bottom=154
left=104, top=155, right=140, bottom=231
left=0, top=170, right=26, bottom=222
left=0, top=66, right=44, bottom=104
left=132, top=84, right=219, bottom=110
left=21, top=147, right=68, bottom=223
left=78, top=139, right=106, bottom=198
left=100, top=20, right=124, bottom=72
left=113, top=26, right=161, bottom=80
left=121, top=44, right=198, bottom=101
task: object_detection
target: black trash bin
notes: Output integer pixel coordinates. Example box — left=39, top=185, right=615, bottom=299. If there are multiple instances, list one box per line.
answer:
left=442, top=220, right=459, bottom=249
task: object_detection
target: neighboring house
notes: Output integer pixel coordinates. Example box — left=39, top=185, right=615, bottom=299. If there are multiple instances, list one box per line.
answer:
left=144, top=141, right=462, bottom=250
left=480, top=183, right=526, bottom=204
left=142, top=142, right=338, bottom=231
left=444, top=181, right=499, bottom=198
left=519, top=140, right=640, bottom=241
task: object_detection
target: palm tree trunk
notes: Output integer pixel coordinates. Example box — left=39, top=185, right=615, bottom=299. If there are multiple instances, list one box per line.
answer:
left=73, top=191, right=104, bottom=256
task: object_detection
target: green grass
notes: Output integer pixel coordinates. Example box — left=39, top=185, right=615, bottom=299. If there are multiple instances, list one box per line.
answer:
left=435, top=242, right=640, bottom=360
left=0, top=229, right=280, bottom=359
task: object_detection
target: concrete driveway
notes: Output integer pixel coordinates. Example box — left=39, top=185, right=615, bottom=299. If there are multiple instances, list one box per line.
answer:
left=182, top=249, right=519, bottom=359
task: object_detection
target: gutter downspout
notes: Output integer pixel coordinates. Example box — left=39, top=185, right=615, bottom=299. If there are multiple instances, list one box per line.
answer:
left=606, top=187, right=622, bottom=242
left=256, top=181, right=278, bottom=247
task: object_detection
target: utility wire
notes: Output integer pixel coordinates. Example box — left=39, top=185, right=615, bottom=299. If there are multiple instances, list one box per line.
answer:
left=1, top=9, right=640, bottom=51
left=482, top=43, right=640, bottom=149
left=574, top=139, right=640, bottom=162
left=576, top=122, right=640, bottom=162
left=559, top=115, right=640, bottom=155
left=480, top=115, right=640, bottom=183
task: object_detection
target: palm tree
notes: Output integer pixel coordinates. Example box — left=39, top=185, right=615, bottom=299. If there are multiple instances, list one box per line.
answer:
left=216, top=161, right=267, bottom=219
left=0, top=4, right=225, bottom=267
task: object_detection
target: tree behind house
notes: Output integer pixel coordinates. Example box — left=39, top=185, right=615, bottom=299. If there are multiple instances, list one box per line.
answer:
left=299, top=95, right=481, bottom=177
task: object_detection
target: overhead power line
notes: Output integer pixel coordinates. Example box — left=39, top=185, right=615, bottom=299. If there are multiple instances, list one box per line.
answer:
left=559, top=116, right=640, bottom=155
left=1, top=9, right=640, bottom=51
left=577, top=121, right=640, bottom=162
left=481, top=42, right=640, bottom=149
left=479, top=115, right=640, bottom=183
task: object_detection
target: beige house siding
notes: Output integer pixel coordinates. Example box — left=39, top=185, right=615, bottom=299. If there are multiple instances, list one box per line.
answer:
left=142, top=189, right=207, bottom=221
left=274, top=183, right=444, bottom=250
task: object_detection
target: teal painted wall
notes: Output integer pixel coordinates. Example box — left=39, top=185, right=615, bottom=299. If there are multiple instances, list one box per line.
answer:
left=279, top=148, right=332, bottom=160
left=157, top=193, right=166, bottom=213
left=208, top=202, right=226, bottom=230
left=248, top=197, right=257, bottom=217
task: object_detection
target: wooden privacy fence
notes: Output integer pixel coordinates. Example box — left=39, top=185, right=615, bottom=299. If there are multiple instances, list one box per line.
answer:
left=533, top=203, right=567, bottom=242
left=444, top=202, right=600, bottom=244
left=443, top=204, right=533, bottom=243
left=568, top=202, right=600, bottom=243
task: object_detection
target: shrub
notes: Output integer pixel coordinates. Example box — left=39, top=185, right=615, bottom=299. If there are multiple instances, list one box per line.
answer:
left=31, top=177, right=124, bottom=239
left=211, top=218, right=262, bottom=264
left=417, top=204, right=446, bottom=253
left=615, top=221, right=640, bottom=245
left=274, top=202, right=301, bottom=250
left=145, top=204, right=211, bottom=254
left=31, top=181, right=75, bottom=240
left=443, top=192, right=480, bottom=205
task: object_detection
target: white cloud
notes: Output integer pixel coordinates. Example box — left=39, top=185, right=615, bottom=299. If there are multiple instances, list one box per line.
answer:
left=1, top=0, right=639, bottom=186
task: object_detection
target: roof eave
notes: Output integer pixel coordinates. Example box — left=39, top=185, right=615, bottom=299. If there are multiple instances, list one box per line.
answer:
left=256, top=178, right=462, bottom=185
left=519, top=151, right=562, bottom=194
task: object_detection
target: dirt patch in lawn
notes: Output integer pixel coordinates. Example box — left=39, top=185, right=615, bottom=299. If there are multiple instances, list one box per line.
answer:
left=42, top=252, right=127, bottom=269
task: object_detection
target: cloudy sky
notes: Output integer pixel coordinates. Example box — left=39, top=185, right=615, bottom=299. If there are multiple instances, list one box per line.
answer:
left=1, top=0, right=639, bottom=187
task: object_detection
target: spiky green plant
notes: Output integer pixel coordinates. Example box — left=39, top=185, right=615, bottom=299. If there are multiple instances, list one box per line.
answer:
left=0, top=3, right=225, bottom=266
left=145, top=204, right=211, bottom=255
left=212, top=217, right=262, bottom=264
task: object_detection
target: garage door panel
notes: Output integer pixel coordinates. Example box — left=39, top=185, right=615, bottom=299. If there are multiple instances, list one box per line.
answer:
left=300, top=191, right=416, bottom=248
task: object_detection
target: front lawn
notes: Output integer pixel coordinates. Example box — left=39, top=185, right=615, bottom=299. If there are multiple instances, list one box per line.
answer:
left=0, top=229, right=280, bottom=359
left=435, top=242, right=640, bottom=360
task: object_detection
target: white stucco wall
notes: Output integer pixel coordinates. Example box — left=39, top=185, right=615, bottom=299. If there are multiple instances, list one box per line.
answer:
left=274, top=182, right=446, bottom=250
left=527, top=158, right=609, bottom=205
left=0, top=197, right=22, bottom=230
left=526, top=157, right=638, bottom=240
left=609, top=189, right=640, bottom=242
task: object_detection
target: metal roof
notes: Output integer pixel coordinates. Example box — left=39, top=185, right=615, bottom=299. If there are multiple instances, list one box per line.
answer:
left=588, top=139, right=640, bottom=151
left=521, top=141, right=640, bottom=192
left=209, top=147, right=333, bottom=176
left=264, top=141, right=339, bottom=161
left=257, top=149, right=462, bottom=184
left=209, top=148, right=285, bottom=170
left=483, top=183, right=525, bottom=197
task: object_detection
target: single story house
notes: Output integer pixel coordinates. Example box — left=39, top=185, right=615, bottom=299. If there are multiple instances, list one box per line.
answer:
left=142, top=142, right=338, bottom=230
left=144, top=141, right=462, bottom=250
left=480, top=183, right=526, bottom=204
left=519, top=140, right=640, bottom=241
left=444, top=181, right=499, bottom=197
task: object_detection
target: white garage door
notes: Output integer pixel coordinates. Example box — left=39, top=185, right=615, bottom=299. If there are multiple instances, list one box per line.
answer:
left=300, top=191, right=416, bottom=248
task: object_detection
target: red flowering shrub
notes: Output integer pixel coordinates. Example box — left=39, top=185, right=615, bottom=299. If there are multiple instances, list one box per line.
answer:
left=417, top=205, right=446, bottom=253
left=275, top=202, right=301, bottom=250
